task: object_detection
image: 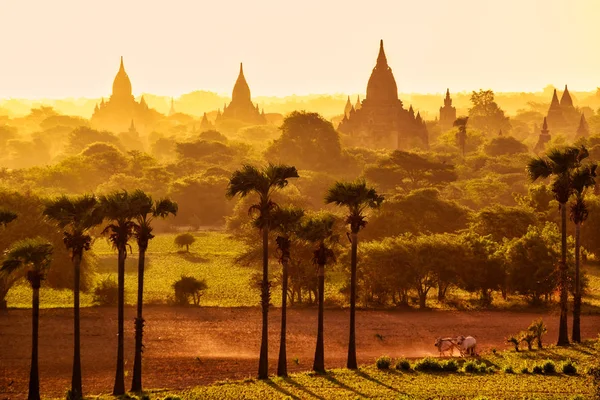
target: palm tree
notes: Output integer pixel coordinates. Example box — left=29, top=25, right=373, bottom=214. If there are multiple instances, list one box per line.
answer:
left=527, top=145, right=590, bottom=345
left=297, top=213, right=338, bottom=373
left=226, top=163, right=299, bottom=379
left=43, top=195, right=102, bottom=400
left=1, top=238, right=53, bottom=400
left=129, top=190, right=178, bottom=392
left=569, top=164, right=597, bottom=343
left=454, top=117, right=468, bottom=157
left=98, top=191, right=137, bottom=395
left=0, top=208, right=17, bottom=310
left=325, top=180, right=383, bottom=369
left=270, top=206, right=304, bottom=377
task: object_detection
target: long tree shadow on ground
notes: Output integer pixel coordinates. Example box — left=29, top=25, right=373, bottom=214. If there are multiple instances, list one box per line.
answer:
left=265, top=379, right=301, bottom=400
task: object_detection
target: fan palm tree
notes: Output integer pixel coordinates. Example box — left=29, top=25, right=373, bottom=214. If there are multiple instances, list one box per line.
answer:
left=325, top=180, right=383, bottom=369
left=569, top=164, right=597, bottom=343
left=0, top=208, right=17, bottom=310
left=454, top=117, right=468, bottom=157
left=1, top=238, right=53, bottom=400
left=98, top=191, right=137, bottom=395
left=270, top=206, right=304, bottom=377
left=527, top=145, right=590, bottom=345
left=297, top=213, right=338, bottom=373
left=43, top=195, right=102, bottom=399
left=226, top=163, right=299, bottom=379
left=129, top=190, right=178, bottom=392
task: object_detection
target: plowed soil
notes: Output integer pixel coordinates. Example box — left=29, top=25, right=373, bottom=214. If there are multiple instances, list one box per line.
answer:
left=1, top=306, right=599, bottom=399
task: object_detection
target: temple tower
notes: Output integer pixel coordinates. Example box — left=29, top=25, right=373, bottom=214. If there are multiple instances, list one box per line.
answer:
left=534, top=117, right=551, bottom=153
left=439, top=88, right=457, bottom=133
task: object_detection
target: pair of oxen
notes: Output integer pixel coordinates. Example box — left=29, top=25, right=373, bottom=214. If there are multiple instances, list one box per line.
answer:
left=434, top=336, right=477, bottom=357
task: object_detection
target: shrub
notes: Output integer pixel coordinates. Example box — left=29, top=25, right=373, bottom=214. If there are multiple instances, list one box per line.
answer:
left=463, top=361, right=478, bottom=373
left=174, top=233, right=196, bottom=252
left=376, top=356, right=392, bottom=370
left=562, top=360, right=577, bottom=375
left=507, top=336, right=520, bottom=352
left=520, top=366, right=529, bottom=374
left=172, top=275, right=208, bottom=306
left=395, top=358, right=411, bottom=371
left=442, top=359, right=459, bottom=372
left=528, top=318, right=547, bottom=349
left=519, top=331, right=535, bottom=351
left=503, top=365, right=514, bottom=373
left=414, top=357, right=443, bottom=372
left=532, top=365, right=543, bottom=374
left=542, top=360, right=556, bottom=374
left=93, top=276, right=118, bottom=306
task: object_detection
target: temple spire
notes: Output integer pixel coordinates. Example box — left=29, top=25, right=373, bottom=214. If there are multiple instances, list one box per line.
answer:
left=344, top=96, right=352, bottom=117
left=560, top=84, right=574, bottom=108
left=550, top=89, right=560, bottom=108
left=231, top=63, right=251, bottom=103
left=169, top=97, right=176, bottom=116
left=576, top=113, right=589, bottom=138
left=376, top=39, right=388, bottom=66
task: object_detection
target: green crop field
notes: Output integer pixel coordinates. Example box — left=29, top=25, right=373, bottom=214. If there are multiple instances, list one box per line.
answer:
left=6, top=232, right=259, bottom=308
left=79, top=341, right=599, bottom=400
left=5, top=231, right=600, bottom=312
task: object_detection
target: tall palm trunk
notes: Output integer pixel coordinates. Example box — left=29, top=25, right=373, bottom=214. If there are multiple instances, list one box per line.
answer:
left=277, top=253, right=288, bottom=377
left=557, top=203, right=569, bottom=346
left=131, top=242, right=147, bottom=391
left=313, top=255, right=325, bottom=373
left=573, top=222, right=582, bottom=343
left=29, top=282, right=41, bottom=400
left=347, top=232, right=358, bottom=369
left=71, top=251, right=83, bottom=399
left=113, top=247, right=126, bottom=395
left=258, top=226, right=269, bottom=379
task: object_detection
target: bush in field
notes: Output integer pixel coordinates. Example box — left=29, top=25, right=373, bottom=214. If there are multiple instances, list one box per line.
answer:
left=414, top=357, right=443, bottom=372
left=442, top=359, right=459, bottom=372
left=463, top=361, right=478, bottom=373
left=174, top=233, right=196, bottom=252
left=532, top=365, right=543, bottom=374
left=375, top=356, right=392, bottom=370
left=172, top=275, right=207, bottom=306
left=528, top=318, right=547, bottom=349
left=562, top=360, right=577, bottom=375
left=507, top=336, right=520, bottom=351
left=395, top=359, right=411, bottom=371
left=543, top=360, right=556, bottom=374
left=520, top=331, right=535, bottom=351
left=93, top=276, right=118, bottom=306
left=504, top=365, right=514, bottom=374
left=520, top=366, right=529, bottom=374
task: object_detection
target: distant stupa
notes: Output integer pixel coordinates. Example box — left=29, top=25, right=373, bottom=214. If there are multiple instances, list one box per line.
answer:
left=91, top=57, right=160, bottom=133
left=439, top=89, right=457, bottom=133
left=534, top=117, right=551, bottom=154
left=337, top=40, right=428, bottom=150
left=545, top=85, right=580, bottom=132
left=216, top=63, right=266, bottom=126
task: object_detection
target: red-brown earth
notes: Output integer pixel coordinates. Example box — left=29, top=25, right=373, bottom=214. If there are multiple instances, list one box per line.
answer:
left=1, top=306, right=599, bottom=399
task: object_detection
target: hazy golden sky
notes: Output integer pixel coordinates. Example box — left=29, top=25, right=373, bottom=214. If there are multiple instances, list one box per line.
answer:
left=0, top=0, right=598, bottom=99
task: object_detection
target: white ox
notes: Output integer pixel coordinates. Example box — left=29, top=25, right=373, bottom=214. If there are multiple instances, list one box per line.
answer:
left=456, top=335, right=477, bottom=357
left=434, top=337, right=457, bottom=357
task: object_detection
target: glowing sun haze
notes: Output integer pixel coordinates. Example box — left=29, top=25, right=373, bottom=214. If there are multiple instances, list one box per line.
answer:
left=0, top=0, right=598, bottom=99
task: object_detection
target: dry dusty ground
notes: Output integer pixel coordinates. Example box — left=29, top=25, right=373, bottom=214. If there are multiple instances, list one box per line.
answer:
left=1, top=306, right=599, bottom=399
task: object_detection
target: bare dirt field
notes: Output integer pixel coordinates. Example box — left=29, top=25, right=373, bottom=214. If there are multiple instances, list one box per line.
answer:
left=1, top=306, right=599, bottom=399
